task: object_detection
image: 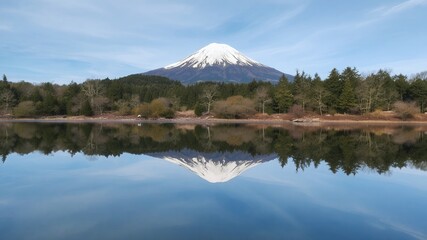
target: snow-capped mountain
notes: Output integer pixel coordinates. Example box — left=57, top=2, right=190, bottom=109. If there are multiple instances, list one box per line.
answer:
left=146, top=149, right=277, bottom=183
left=144, top=43, right=292, bottom=84
left=164, top=43, right=263, bottom=69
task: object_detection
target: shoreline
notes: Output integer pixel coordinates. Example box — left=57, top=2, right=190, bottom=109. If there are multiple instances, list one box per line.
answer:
left=2, top=116, right=427, bottom=125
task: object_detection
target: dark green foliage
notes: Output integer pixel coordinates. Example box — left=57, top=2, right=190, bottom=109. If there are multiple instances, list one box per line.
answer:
left=381, top=71, right=399, bottom=111
left=107, top=74, right=183, bottom=103
left=394, top=74, right=409, bottom=101
left=324, top=68, right=342, bottom=111
left=194, top=103, right=204, bottom=116
left=62, top=82, right=81, bottom=115
left=340, top=67, right=360, bottom=88
left=30, top=89, right=43, bottom=103
left=409, top=77, right=427, bottom=112
left=274, top=75, right=293, bottom=113
left=2, top=68, right=427, bottom=118
left=291, top=71, right=312, bottom=111
left=13, top=101, right=36, bottom=117
left=338, top=79, right=357, bottom=113
left=81, top=100, right=93, bottom=116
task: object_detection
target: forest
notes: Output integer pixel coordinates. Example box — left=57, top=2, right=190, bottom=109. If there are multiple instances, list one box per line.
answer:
left=0, top=67, right=427, bottom=119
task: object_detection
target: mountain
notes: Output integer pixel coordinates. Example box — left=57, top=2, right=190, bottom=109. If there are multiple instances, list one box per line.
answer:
left=144, top=43, right=293, bottom=84
left=146, top=149, right=277, bottom=183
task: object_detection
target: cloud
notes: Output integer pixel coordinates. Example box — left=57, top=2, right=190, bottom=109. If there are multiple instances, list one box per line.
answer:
left=373, top=0, right=427, bottom=17
left=1, top=0, right=427, bottom=83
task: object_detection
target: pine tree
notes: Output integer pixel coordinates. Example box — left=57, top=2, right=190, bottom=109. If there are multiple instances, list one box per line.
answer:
left=324, top=68, right=342, bottom=113
left=274, top=75, right=293, bottom=113
left=340, top=67, right=361, bottom=88
left=394, top=74, right=409, bottom=101
left=338, top=79, right=357, bottom=113
left=292, top=71, right=311, bottom=112
left=409, top=78, right=427, bottom=113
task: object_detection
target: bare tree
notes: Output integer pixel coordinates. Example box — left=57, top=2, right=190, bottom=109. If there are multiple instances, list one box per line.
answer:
left=393, top=101, right=419, bottom=120
left=312, top=84, right=328, bottom=115
left=81, top=80, right=103, bottom=107
left=129, top=95, right=140, bottom=109
left=356, top=76, right=385, bottom=113
left=92, top=96, right=110, bottom=115
left=0, top=90, right=16, bottom=114
left=201, top=84, right=218, bottom=114
left=412, top=71, right=427, bottom=80
left=254, top=86, right=272, bottom=114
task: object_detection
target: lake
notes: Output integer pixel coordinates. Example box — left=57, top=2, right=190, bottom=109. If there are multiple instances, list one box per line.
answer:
left=0, top=122, right=426, bottom=239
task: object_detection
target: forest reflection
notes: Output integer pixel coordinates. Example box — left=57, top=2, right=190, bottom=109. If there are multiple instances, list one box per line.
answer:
left=1, top=122, right=426, bottom=175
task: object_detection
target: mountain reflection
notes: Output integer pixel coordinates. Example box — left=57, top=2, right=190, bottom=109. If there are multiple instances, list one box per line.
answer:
left=147, top=150, right=277, bottom=183
left=1, top=122, right=427, bottom=180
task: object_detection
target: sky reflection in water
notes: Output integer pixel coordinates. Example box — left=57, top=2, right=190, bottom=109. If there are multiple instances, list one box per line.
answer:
left=0, top=123, right=426, bottom=239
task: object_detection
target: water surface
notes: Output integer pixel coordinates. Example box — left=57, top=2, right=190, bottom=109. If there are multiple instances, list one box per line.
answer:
left=0, top=123, right=426, bottom=239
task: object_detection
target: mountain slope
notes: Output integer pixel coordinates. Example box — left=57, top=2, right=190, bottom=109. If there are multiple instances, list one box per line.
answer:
left=144, top=43, right=292, bottom=84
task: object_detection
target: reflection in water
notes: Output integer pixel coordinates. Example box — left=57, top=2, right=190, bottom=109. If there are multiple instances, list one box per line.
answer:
left=1, top=123, right=427, bottom=181
left=1, top=122, right=427, bottom=239
left=147, top=150, right=277, bottom=183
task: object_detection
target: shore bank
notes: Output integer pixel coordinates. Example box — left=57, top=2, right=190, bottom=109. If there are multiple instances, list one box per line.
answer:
left=2, top=113, right=427, bottom=125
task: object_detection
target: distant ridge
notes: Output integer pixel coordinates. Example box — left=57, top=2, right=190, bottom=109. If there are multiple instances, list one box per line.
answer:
left=144, top=43, right=293, bottom=84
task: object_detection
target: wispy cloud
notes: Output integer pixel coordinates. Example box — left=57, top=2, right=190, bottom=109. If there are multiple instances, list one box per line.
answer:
left=1, top=0, right=427, bottom=83
left=372, top=0, right=427, bottom=17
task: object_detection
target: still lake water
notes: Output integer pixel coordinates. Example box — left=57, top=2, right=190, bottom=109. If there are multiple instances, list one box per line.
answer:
left=0, top=122, right=426, bottom=239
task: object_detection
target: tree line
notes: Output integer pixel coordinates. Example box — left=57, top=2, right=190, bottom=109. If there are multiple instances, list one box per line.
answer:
left=1, top=67, right=427, bottom=118
left=1, top=123, right=426, bottom=175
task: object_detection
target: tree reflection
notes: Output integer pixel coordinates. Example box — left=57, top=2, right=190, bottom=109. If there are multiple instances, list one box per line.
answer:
left=0, top=122, right=426, bottom=175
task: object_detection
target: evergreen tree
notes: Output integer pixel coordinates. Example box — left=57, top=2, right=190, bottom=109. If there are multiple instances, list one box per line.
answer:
left=292, top=71, right=311, bottom=111
left=274, top=75, right=293, bottom=113
left=409, top=78, right=427, bottom=112
left=39, top=83, right=60, bottom=115
left=382, top=72, right=398, bottom=110
left=340, top=67, right=361, bottom=88
left=323, top=68, right=342, bottom=113
left=338, top=79, right=357, bottom=113
left=394, top=74, right=409, bottom=101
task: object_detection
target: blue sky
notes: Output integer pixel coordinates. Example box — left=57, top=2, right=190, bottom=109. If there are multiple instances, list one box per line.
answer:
left=1, top=0, right=427, bottom=84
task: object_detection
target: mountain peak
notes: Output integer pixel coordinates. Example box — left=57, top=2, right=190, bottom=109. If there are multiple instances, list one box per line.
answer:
left=144, top=43, right=293, bottom=83
left=165, top=43, right=263, bottom=69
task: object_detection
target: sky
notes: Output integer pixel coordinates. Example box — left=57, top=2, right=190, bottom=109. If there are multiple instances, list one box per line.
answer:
left=1, top=0, right=427, bottom=84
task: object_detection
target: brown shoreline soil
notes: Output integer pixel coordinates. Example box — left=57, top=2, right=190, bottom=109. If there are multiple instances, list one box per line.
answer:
left=1, top=111, right=427, bottom=125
